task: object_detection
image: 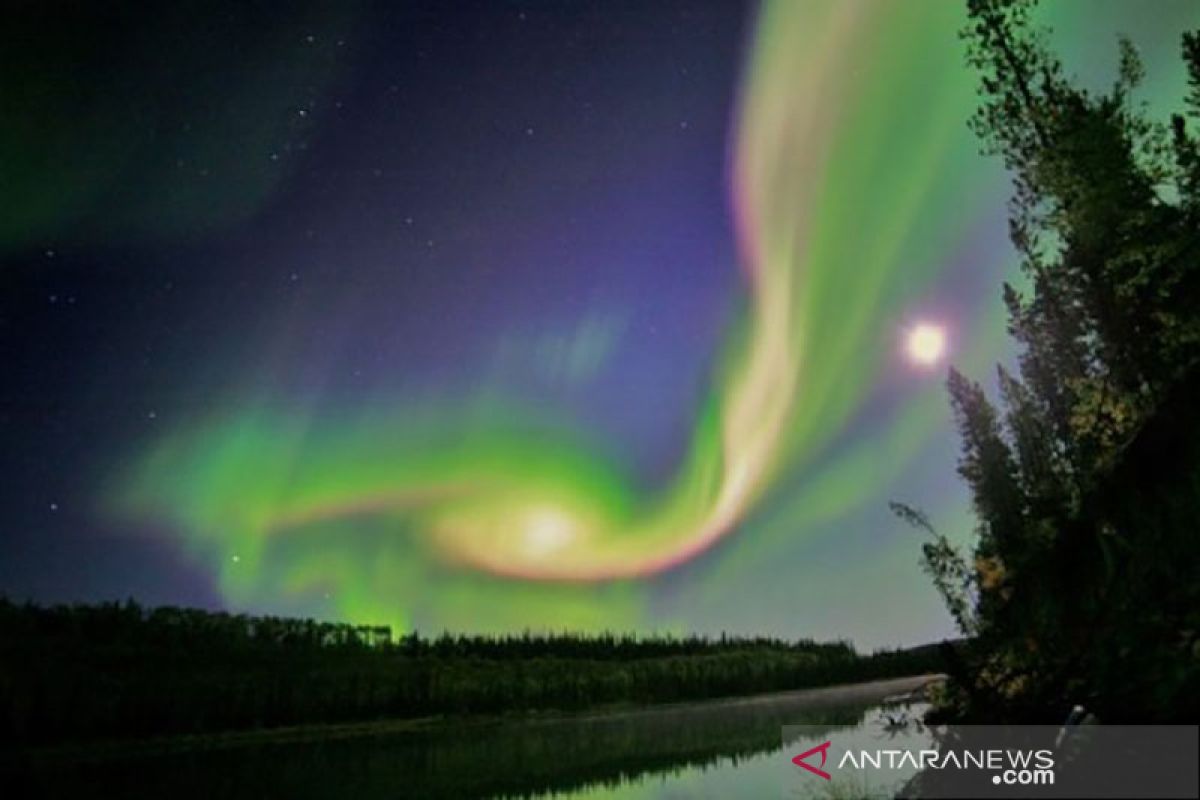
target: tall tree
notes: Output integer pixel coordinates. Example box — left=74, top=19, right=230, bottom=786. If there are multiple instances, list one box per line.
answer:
left=901, top=0, right=1200, bottom=721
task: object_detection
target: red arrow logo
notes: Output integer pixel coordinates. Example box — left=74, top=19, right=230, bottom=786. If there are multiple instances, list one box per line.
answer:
left=792, top=740, right=832, bottom=780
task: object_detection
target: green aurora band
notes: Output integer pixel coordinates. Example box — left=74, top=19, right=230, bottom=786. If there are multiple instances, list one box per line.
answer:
left=111, top=0, right=1199, bottom=634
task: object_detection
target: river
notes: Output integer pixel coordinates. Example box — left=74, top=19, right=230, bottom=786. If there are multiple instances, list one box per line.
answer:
left=9, top=674, right=937, bottom=799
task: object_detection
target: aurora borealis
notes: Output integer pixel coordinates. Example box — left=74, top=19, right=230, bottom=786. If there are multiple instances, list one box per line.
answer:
left=3, top=1, right=1197, bottom=646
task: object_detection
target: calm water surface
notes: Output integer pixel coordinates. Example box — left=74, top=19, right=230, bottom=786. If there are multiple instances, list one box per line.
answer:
left=11, top=675, right=935, bottom=799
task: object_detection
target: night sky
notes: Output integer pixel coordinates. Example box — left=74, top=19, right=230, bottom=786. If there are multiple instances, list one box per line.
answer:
left=3, top=1, right=1197, bottom=648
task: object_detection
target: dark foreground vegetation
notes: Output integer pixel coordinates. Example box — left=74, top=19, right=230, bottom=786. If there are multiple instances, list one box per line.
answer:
left=0, top=599, right=941, bottom=747
left=895, top=0, right=1200, bottom=723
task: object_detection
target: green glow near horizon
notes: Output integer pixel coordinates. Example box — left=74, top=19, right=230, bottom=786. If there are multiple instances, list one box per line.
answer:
left=110, top=0, right=1199, bottom=636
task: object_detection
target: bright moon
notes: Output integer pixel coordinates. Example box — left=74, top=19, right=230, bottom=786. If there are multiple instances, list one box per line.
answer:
left=906, top=323, right=947, bottom=366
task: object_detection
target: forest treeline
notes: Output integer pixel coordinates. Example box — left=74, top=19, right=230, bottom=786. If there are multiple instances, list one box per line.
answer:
left=896, top=0, right=1200, bottom=723
left=0, top=599, right=942, bottom=747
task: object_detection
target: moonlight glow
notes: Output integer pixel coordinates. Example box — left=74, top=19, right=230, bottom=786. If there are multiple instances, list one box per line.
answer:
left=906, top=323, right=948, bottom=367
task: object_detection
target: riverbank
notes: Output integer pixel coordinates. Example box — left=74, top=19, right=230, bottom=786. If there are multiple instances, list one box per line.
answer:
left=5, top=673, right=942, bottom=799
left=3, top=674, right=942, bottom=768
left=1, top=600, right=946, bottom=747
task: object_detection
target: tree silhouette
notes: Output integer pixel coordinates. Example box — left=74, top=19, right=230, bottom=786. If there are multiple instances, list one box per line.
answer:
left=0, top=597, right=940, bottom=745
left=898, top=0, right=1200, bottom=722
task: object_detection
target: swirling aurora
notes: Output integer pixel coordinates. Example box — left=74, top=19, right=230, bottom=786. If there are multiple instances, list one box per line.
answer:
left=107, top=0, right=1198, bottom=638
